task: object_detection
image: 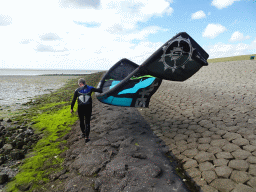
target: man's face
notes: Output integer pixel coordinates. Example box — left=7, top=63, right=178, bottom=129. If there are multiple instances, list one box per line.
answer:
left=79, top=83, right=83, bottom=87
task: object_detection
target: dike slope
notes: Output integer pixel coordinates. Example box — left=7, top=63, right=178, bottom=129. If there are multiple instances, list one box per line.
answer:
left=34, top=96, right=191, bottom=192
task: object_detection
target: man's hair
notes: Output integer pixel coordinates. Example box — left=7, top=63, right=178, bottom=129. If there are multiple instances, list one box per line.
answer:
left=78, top=78, right=86, bottom=85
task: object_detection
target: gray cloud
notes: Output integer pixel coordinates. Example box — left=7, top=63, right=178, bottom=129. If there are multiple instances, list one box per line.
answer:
left=59, top=0, right=100, bottom=9
left=40, top=33, right=61, bottom=41
left=0, top=15, right=12, bottom=26
left=35, top=44, right=68, bottom=52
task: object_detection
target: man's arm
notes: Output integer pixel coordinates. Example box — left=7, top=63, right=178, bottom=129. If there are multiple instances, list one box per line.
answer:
left=71, top=90, right=78, bottom=112
left=92, top=87, right=103, bottom=93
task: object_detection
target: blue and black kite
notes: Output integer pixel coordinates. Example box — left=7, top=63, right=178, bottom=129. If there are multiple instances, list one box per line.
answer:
left=96, top=32, right=209, bottom=108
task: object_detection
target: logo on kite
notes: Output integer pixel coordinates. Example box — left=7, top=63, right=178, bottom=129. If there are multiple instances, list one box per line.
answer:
left=159, top=35, right=195, bottom=72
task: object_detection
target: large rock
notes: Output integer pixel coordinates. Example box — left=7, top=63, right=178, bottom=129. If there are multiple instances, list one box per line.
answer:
left=70, top=148, right=111, bottom=176
left=243, top=145, right=256, bottom=152
left=100, top=157, right=128, bottom=178
left=183, top=160, right=198, bottom=169
left=210, top=139, right=228, bottom=147
left=0, top=173, right=8, bottom=184
left=198, top=144, right=211, bottom=151
left=186, top=168, right=201, bottom=178
left=247, top=156, right=256, bottom=164
left=10, top=150, right=25, bottom=160
left=199, top=162, right=214, bottom=172
left=182, top=148, right=198, bottom=158
left=65, top=175, right=94, bottom=192
left=207, top=146, right=222, bottom=154
left=249, top=167, right=256, bottom=176
left=202, top=170, right=217, bottom=184
left=222, top=132, right=241, bottom=141
left=215, top=151, right=233, bottom=159
left=198, top=137, right=211, bottom=144
left=228, top=160, right=249, bottom=171
left=3, top=144, right=13, bottom=150
left=230, top=170, right=249, bottom=183
left=210, top=179, right=236, bottom=192
left=232, top=183, right=255, bottom=192
left=200, top=185, right=218, bottom=192
left=213, top=159, right=229, bottom=167
left=222, top=143, right=240, bottom=152
left=247, top=177, right=256, bottom=188
left=214, top=166, right=232, bottom=178
left=231, top=149, right=251, bottom=160
left=232, top=138, right=249, bottom=146
left=194, top=151, right=215, bottom=163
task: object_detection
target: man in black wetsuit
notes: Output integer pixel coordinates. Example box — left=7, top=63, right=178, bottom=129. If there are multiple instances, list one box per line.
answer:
left=71, top=78, right=102, bottom=142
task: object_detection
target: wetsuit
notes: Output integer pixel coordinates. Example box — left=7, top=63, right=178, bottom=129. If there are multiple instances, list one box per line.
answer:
left=71, top=85, right=102, bottom=137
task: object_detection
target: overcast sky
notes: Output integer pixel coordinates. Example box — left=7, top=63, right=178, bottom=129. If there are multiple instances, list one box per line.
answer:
left=0, top=0, right=255, bottom=70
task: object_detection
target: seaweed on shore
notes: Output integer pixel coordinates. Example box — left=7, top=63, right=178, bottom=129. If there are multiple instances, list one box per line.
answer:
left=5, top=72, right=104, bottom=192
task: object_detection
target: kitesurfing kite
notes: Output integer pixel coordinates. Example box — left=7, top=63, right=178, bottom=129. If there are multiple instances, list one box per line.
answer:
left=95, top=32, right=209, bottom=108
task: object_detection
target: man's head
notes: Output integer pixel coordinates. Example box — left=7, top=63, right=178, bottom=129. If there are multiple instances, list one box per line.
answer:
left=78, top=78, right=86, bottom=87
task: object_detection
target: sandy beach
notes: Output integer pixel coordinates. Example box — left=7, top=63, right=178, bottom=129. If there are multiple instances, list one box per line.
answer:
left=138, top=60, right=256, bottom=191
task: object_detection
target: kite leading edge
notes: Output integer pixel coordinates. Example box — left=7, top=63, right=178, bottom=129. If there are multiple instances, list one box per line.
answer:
left=95, top=32, right=209, bottom=108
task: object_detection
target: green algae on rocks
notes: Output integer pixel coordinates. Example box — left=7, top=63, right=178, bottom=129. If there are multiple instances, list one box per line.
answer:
left=6, top=72, right=104, bottom=192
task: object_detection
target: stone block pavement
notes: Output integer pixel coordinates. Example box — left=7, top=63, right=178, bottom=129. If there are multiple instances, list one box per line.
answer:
left=138, top=60, right=256, bottom=192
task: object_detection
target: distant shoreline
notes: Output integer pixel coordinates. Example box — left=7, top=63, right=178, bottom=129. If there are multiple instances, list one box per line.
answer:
left=39, top=71, right=107, bottom=76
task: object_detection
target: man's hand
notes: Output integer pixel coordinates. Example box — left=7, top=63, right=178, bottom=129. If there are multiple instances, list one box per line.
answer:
left=71, top=109, right=73, bottom=113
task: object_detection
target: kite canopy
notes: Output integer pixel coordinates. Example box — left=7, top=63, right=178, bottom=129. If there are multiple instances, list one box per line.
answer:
left=96, top=59, right=162, bottom=107
left=96, top=32, right=209, bottom=108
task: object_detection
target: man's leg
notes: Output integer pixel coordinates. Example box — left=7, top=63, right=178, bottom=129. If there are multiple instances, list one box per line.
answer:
left=85, top=105, right=92, bottom=138
left=78, top=107, right=86, bottom=136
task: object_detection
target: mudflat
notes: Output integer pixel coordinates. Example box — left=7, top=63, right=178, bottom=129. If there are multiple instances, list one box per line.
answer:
left=0, top=75, right=78, bottom=119
left=0, top=75, right=77, bottom=106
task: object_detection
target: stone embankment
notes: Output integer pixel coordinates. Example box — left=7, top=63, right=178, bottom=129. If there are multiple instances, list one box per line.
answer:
left=138, top=60, right=256, bottom=192
left=38, top=99, right=190, bottom=192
